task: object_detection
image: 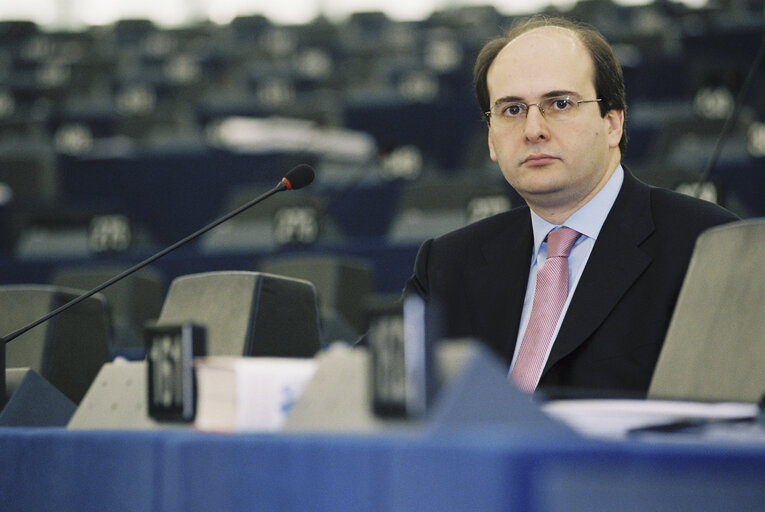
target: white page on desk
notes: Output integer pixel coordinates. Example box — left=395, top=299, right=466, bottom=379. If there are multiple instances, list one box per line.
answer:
left=541, top=399, right=758, bottom=439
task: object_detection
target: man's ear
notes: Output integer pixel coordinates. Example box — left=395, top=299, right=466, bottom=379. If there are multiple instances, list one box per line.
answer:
left=488, top=127, right=498, bottom=162
left=605, top=109, right=624, bottom=149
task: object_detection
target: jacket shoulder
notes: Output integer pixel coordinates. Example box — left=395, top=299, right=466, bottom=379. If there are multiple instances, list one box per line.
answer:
left=649, top=186, right=739, bottom=229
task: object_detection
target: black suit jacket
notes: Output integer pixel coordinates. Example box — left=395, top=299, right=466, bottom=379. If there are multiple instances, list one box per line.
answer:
left=405, top=170, right=738, bottom=397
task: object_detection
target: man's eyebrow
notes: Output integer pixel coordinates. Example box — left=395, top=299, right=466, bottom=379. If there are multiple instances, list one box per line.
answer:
left=492, top=96, right=524, bottom=108
left=541, top=90, right=580, bottom=99
left=492, top=90, right=581, bottom=107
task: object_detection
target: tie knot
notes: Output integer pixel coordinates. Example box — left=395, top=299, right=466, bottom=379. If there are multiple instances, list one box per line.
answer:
left=546, top=227, right=580, bottom=258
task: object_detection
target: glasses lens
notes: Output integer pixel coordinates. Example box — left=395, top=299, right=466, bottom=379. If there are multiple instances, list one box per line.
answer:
left=490, top=97, right=598, bottom=127
left=543, top=97, right=576, bottom=120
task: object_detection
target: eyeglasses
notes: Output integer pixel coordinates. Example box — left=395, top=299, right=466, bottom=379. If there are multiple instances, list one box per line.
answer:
left=484, top=96, right=602, bottom=127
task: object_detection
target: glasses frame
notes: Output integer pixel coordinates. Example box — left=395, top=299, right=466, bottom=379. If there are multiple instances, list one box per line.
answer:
left=484, top=97, right=602, bottom=124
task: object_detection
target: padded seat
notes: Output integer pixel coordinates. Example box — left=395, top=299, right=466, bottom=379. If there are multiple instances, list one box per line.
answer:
left=198, top=186, right=344, bottom=254
left=1, top=285, right=112, bottom=404
left=51, top=265, right=166, bottom=352
left=387, top=177, right=513, bottom=244
left=648, top=219, right=765, bottom=402
left=259, top=254, right=374, bottom=343
left=156, top=271, right=321, bottom=358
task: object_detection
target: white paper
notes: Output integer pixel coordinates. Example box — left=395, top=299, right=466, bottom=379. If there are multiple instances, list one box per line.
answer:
left=542, top=399, right=759, bottom=439
left=195, top=356, right=317, bottom=432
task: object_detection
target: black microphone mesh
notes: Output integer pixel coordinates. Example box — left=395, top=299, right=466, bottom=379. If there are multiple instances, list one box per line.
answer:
left=284, top=165, right=315, bottom=190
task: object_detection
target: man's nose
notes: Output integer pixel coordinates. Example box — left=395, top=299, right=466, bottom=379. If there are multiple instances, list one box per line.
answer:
left=523, top=105, right=549, bottom=142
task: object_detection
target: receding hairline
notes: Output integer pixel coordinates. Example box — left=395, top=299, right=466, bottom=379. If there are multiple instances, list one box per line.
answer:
left=486, top=25, right=596, bottom=96
left=504, top=24, right=585, bottom=48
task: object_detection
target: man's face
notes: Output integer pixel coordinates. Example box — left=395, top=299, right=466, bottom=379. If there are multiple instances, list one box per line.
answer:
left=486, top=27, right=623, bottom=219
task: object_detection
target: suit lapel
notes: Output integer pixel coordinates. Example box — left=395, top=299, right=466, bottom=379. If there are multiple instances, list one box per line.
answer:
left=464, top=209, right=533, bottom=362
left=543, top=171, right=655, bottom=375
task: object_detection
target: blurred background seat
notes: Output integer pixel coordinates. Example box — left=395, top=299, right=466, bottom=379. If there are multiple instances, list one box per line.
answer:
left=1, top=284, right=112, bottom=404
left=387, top=175, right=515, bottom=244
left=198, top=185, right=345, bottom=254
left=50, top=264, right=166, bottom=357
left=258, top=254, right=374, bottom=344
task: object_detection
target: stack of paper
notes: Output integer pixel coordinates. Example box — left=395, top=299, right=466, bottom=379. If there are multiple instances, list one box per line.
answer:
left=194, top=356, right=317, bottom=432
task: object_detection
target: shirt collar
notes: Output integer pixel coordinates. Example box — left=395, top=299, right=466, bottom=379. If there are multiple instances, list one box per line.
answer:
left=530, top=164, right=624, bottom=254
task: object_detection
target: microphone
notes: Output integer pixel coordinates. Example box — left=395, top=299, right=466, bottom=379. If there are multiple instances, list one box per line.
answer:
left=2, top=164, right=316, bottom=345
left=280, top=164, right=315, bottom=190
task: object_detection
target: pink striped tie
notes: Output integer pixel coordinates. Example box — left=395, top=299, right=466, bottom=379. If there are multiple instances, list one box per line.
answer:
left=511, top=227, right=581, bottom=392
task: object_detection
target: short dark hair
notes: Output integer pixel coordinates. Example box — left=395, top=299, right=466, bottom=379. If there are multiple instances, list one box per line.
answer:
left=473, top=15, right=628, bottom=154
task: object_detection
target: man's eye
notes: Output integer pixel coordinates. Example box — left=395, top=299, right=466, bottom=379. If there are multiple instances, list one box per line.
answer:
left=504, top=104, right=524, bottom=116
left=552, top=98, right=572, bottom=110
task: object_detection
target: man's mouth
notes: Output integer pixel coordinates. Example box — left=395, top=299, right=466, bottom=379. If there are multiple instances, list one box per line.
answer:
left=522, top=154, right=558, bottom=166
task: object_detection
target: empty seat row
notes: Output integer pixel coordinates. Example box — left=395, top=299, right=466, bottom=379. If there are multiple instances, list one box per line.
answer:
left=2, top=252, right=380, bottom=411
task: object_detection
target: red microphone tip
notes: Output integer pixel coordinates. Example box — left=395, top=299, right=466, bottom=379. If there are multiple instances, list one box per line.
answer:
left=281, top=165, right=315, bottom=190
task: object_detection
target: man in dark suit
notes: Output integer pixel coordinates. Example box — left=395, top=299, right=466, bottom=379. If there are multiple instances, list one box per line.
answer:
left=405, top=16, right=737, bottom=397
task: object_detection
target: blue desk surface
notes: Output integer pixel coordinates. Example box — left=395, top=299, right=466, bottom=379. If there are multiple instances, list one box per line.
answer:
left=2, top=425, right=765, bottom=512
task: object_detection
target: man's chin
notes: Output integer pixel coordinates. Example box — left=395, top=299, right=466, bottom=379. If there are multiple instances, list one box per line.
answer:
left=518, top=183, right=573, bottom=208
left=517, top=176, right=568, bottom=198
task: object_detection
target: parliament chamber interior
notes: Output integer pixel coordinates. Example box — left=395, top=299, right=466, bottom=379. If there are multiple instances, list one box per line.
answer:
left=2, top=1, right=765, bottom=510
